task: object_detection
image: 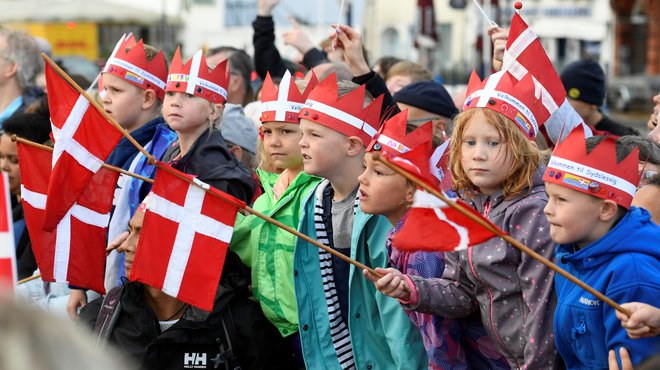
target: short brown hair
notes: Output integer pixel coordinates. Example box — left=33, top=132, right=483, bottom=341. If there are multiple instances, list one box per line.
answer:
left=449, top=108, right=545, bottom=199
left=385, top=61, right=431, bottom=83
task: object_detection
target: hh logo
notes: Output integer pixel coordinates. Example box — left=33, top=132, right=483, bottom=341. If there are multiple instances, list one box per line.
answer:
left=184, top=352, right=207, bottom=369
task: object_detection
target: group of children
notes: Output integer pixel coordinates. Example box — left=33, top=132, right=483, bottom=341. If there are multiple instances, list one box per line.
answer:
left=10, top=17, right=659, bottom=370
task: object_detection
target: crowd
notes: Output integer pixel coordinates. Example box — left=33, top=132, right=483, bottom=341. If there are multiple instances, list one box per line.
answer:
left=0, top=1, right=659, bottom=369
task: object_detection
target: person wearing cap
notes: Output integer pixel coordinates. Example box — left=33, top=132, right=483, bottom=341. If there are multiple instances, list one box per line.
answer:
left=394, top=80, right=459, bottom=142
left=221, top=103, right=263, bottom=204
left=230, top=71, right=322, bottom=367
left=0, top=28, right=44, bottom=129
left=66, top=36, right=178, bottom=320
left=294, top=73, right=426, bottom=369
left=561, top=59, right=638, bottom=137
left=543, top=129, right=660, bottom=368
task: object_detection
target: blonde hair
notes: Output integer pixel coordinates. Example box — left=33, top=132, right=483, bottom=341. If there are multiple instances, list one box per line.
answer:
left=385, top=61, right=432, bottom=83
left=449, top=108, right=544, bottom=199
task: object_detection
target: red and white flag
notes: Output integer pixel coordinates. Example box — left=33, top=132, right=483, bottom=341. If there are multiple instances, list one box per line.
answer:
left=18, top=142, right=117, bottom=294
left=0, top=173, right=17, bottom=292
left=43, top=62, right=123, bottom=231
left=393, top=190, right=499, bottom=252
left=503, top=12, right=591, bottom=144
left=130, top=164, right=244, bottom=311
left=391, top=140, right=452, bottom=191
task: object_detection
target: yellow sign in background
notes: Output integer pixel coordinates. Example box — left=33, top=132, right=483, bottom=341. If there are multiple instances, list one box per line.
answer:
left=7, top=22, right=98, bottom=59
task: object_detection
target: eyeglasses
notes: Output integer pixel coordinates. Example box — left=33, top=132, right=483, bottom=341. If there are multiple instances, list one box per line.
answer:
left=639, top=170, right=658, bottom=188
left=407, top=117, right=442, bottom=125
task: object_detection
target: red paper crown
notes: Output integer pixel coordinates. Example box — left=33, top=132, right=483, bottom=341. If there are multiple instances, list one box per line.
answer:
left=463, top=70, right=548, bottom=140
left=299, top=73, right=384, bottom=145
left=260, top=70, right=318, bottom=124
left=367, top=110, right=432, bottom=156
left=544, top=125, right=641, bottom=208
left=166, top=47, right=230, bottom=104
left=103, top=34, right=168, bottom=100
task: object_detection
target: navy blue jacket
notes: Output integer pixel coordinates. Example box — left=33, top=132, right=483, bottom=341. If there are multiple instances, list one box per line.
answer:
left=554, top=207, right=660, bottom=369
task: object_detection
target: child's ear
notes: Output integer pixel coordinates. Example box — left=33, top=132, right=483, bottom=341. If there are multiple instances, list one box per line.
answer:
left=346, top=136, right=364, bottom=157
left=405, top=182, right=416, bottom=203
left=141, top=90, right=158, bottom=110
left=212, top=102, right=225, bottom=122
left=599, top=199, right=620, bottom=222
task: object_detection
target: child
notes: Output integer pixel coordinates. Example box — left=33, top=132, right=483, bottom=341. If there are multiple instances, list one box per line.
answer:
left=230, top=70, right=321, bottom=364
left=294, top=73, right=427, bottom=369
left=370, top=71, right=558, bottom=369
left=68, top=36, right=177, bottom=319
left=543, top=128, right=660, bottom=368
left=161, top=47, right=254, bottom=201
left=358, top=110, right=510, bottom=369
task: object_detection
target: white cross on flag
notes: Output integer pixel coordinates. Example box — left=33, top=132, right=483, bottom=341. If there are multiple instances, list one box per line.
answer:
left=17, top=142, right=117, bottom=294
left=43, top=62, right=124, bottom=231
left=0, top=172, right=17, bottom=292
left=502, top=12, right=591, bottom=145
left=129, top=164, right=244, bottom=311
left=392, top=190, right=498, bottom=252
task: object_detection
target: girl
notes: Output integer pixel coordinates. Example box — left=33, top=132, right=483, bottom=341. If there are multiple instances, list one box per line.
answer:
left=230, top=71, right=321, bottom=367
left=368, top=71, right=558, bottom=369
left=359, top=110, right=509, bottom=370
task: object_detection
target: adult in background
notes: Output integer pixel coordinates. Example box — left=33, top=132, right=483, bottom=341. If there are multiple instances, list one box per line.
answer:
left=206, top=46, right=255, bottom=106
left=393, top=81, right=458, bottom=142
left=560, top=60, right=638, bottom=137
left=0, top=28, right=43, bottom=128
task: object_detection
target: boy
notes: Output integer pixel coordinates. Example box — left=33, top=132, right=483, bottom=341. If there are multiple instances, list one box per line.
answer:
left=67, top=35, right=177, bottom=319
left=543, top=126, right=660, bottom=369
left=294, top=73, right=426, bottom=369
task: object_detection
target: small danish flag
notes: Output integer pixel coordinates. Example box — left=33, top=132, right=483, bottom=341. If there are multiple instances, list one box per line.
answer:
left=130, top=164, right=244, bottom=311
left=0, top=172, right=17, bottom=292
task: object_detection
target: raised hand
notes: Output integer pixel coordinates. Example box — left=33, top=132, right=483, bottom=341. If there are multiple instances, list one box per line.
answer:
left=488, top=25, right=508, bottom=72
left=283, top=16, right=314, bottom=55
left=332, top=24, right=370, bottom=76
left=258, top=0, right=280, bottom=16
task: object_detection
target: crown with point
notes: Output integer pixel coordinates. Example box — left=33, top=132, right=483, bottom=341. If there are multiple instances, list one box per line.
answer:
left=299, top=73, right=384, bottom=146
left=544, top=125, right=641, bottom=208
left=102, top=34, right=168, bottom=100
left=260, top=70, right=318, bottom=124
left=166, top=47, right=230, bottom=104
left=463, top=70, right=550, bottom=140
left=367, top=110, right=433, bottom=156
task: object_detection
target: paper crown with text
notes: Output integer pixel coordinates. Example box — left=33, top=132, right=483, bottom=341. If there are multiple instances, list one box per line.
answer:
left=367, top=110, right=432, bottom=157
left=299, top=73, right=384, bottom=145
left=102, top=34, right=168, bottom=100
left=544, top=125, right=641, bottom=208
left=463, top=70, right=550, bottom=140
left=260, top=70, right=318, bottom=124
left=166, top=48, right=230, bottom=104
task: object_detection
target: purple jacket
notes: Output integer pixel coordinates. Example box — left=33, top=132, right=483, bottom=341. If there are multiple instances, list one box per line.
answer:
left=404, top=171, right=558, bottom=369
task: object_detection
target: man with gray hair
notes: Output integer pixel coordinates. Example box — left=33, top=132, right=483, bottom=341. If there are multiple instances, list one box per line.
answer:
left=0, top=28, right=43, bottom=128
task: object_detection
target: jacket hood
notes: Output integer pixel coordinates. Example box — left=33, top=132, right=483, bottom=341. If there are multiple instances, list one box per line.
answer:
left=557, top=207, right=660, bottom=269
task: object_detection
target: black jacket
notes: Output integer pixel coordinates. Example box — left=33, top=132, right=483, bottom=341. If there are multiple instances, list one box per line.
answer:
left=252, top=15, right=328, bottom=80
left=80, top=264, right=295, bottom=370
left=162, top=128, right=255, bottom=204
left=594, top=114, right=639, bottom=137
left=352, top=71, right=399, bottom=121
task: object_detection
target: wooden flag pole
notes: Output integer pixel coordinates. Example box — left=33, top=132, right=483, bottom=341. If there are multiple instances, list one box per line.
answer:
left=41, top=52, right=156, bottom=163
left=153, top=162, right=383, bottom=278
left=373, top=152, right=634, bottom=318
left=12, top=136, right=153, bottom=184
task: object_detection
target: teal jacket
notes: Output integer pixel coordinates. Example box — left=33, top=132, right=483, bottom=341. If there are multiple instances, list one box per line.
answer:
left=293, top=182, right=427, bottom=370
left=231, top=170, right=321, bottom=337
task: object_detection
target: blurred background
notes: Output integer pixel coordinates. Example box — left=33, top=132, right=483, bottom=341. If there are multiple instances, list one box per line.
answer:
left=1, top=0, right=657, bottom=130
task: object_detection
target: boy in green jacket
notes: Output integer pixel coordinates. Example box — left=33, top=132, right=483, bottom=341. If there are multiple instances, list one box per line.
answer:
left=231, top=71, right=321, bottom=366
left=294, top=74, right=426, bottom=369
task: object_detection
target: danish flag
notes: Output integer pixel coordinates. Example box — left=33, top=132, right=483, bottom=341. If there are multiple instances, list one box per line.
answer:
left=502, top=12, right=591, bottom=144
left=130, top=164, right=244, bottom=311
left=0, top=173, right=17, bottom=291
left=393, top=190, right=498, bottom=252
left=43, top=62, right=124, bottom=231
left=17, top=142, right=117, bottom=294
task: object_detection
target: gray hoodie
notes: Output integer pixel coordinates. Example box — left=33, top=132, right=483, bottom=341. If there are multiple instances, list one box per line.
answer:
left=404, top=171, right=558, bottom=369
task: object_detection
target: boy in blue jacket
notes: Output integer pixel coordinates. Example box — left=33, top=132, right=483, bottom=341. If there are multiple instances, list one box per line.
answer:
left=294, top=74, right=426, bottom=369
left=543, top=126, right=660, bottom=369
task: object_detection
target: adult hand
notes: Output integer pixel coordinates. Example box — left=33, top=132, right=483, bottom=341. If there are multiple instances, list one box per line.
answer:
left=257, top=0, right=280, bottom=16
left=616, top=302, right=660, bottom=339
left=363, top=267, right=411, bottom=301
left=283, top=16, right=315, bottom=55
left=106, top=231, right=129, bottom=256
left=488, top=25, right=508, bottom=72
left=608, top=348, right=633, bottom=370
left=66, top=289, right=88, bottom=320
left=331, top=24, right=370, bottom=77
